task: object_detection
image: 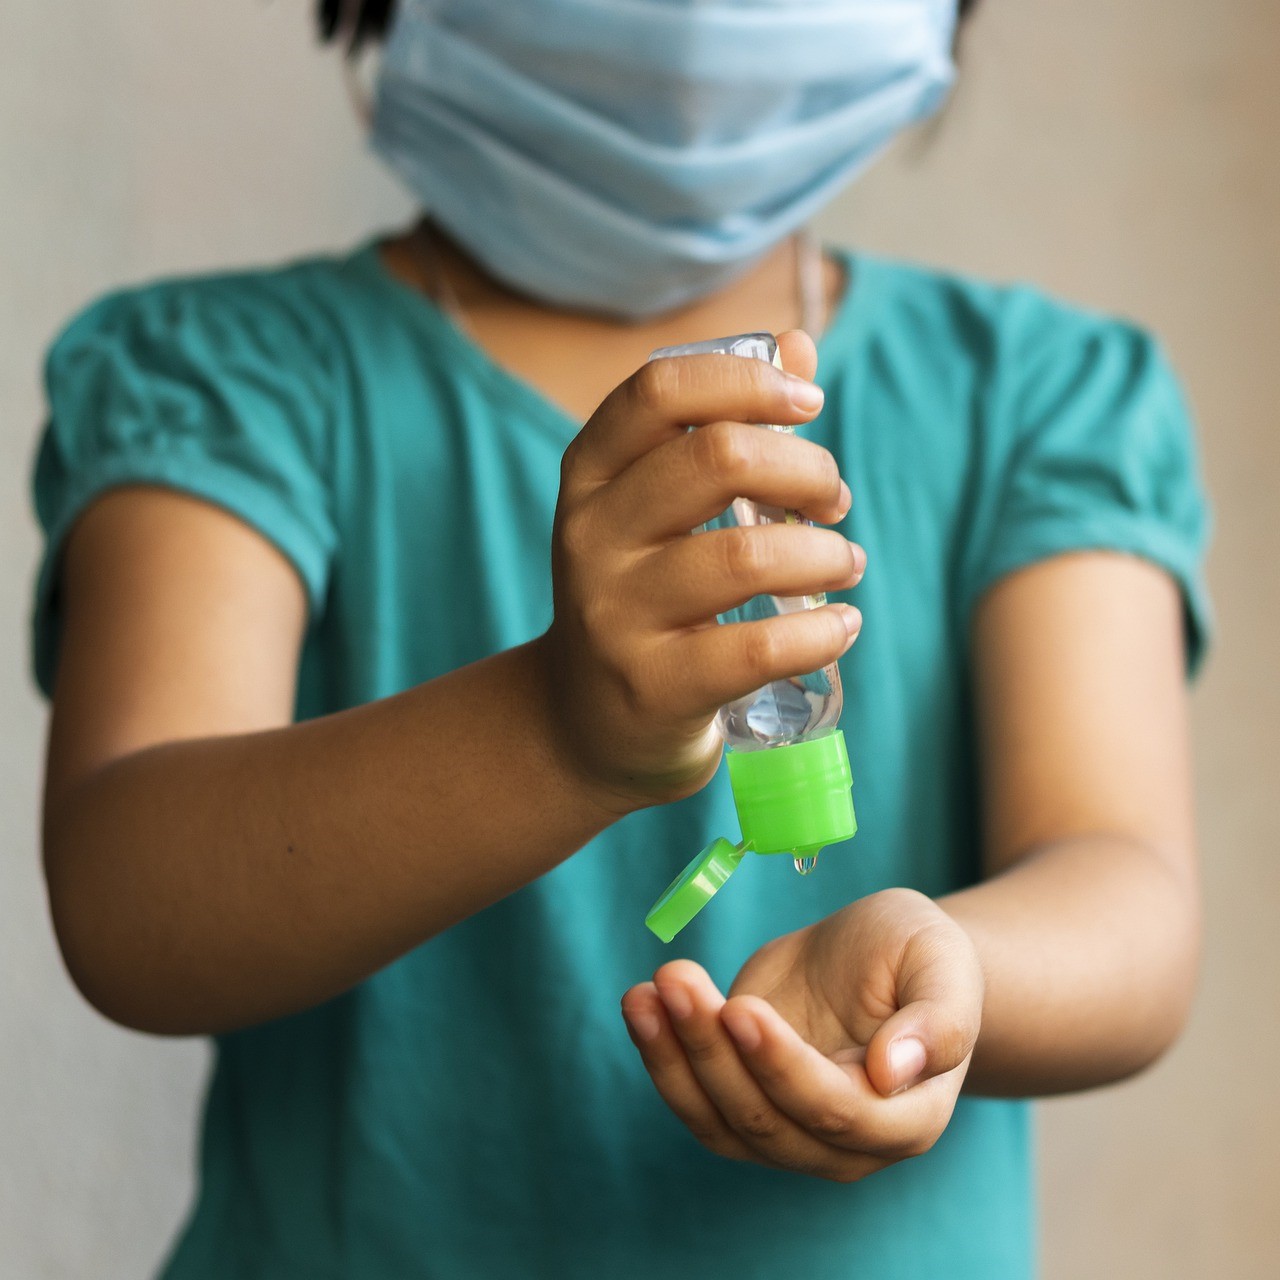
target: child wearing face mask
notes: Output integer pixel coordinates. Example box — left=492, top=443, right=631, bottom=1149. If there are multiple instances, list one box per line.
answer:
left=32, top=1, right=1210, bottom=1277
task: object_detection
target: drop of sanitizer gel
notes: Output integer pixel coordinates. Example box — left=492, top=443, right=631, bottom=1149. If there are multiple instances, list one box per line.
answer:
left=792, top=854, right=819, bottom=876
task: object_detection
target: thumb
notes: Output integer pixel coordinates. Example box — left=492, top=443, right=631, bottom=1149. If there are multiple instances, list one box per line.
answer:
left=863, top=924, right=984, bottom=1097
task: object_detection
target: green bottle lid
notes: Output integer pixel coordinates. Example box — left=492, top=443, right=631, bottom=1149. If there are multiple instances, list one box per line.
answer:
left=727, top=729, right=856, bottom=855
left=645, top=837, right=747, bottom=943
left=643, top=731, right=857, bottom=943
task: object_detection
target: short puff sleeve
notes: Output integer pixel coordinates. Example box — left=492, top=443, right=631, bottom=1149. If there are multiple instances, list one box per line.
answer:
left=32, top=275, right=337, bottom=695
left=968, top=303, right=1212, bottom=674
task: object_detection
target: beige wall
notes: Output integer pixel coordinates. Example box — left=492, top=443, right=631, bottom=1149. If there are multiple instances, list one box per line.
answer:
left=1, top=2, right=1275, bottom=1276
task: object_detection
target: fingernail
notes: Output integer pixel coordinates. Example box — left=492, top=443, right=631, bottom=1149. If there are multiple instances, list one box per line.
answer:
left=786, top=374, right=824, bottom=412
left=848, top=540, right=866, bottom=577
left=624, top=1009, right=661, bottom=1043
left=721, top=1010, right=761, bottom=1052
left=838, top=480, right=852, bottom=517
left=888, top=1037, right=926, bottom=1091
left=840, top=605, right=862, bottom=640
left=658, top=984, right=693, bottom=1021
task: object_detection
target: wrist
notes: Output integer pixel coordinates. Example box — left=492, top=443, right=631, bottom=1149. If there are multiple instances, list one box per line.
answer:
left=521, top=633, right=646, bottom=824
left=932, top=893, right=989, bottom=1014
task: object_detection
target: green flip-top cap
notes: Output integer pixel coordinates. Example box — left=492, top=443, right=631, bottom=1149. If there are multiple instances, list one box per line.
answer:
left=645, top=837, right=747, bottom=943
left=644, top=731, right=856, bottom=944
left=727, top=729, right=856, bottom=855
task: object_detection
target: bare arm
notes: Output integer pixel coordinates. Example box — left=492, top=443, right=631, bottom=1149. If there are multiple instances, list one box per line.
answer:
left=944, top=551, right=1200, bottom=1094
left=622, top=552, right=1201, bottom=1180
left=42, top=489, right=614, bottom=1035
left=42, top=334, right=861, bottom=1037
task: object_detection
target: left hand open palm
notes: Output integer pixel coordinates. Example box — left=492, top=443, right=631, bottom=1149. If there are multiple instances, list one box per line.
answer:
left=621, top=888, right=984, bottom=1181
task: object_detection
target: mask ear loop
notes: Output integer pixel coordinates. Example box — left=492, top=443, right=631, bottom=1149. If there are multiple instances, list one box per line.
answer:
left=413, top=222, right=478, bottom=341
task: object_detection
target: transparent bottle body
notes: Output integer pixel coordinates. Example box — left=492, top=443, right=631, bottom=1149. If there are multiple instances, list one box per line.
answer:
left=708, top=493, right=844, bottom=751
left=648, top=333, right=845, bottom=754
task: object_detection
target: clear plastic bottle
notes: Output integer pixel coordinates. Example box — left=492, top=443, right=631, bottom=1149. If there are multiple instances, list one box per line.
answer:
left=649, top=331, right=844, bottom=751
left=643, top=334, right=858, bottom=943
left=700, top=340, right=843, bottom=759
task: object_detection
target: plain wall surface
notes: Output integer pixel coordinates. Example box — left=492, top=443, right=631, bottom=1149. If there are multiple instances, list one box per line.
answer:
left=2, top=2, right=1276, bottom=1276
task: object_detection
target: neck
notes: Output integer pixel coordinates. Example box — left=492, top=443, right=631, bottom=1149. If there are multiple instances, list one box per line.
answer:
left=378, top=216, right=847, bottom=423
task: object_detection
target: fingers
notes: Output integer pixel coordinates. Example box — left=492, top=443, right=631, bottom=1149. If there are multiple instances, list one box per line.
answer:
left=634, top=525, right=865, bottom=629
left=720, top=996, right=954, bottom=1161
left=644, top=962, right=880, bottom=1181
left=620, top=980, right=761, bottom=1165
left=623, top=957, right=965, bottom=1179
left=599, top=420, right=850, bottom=541
left=775, top=329, right=818, bottom=383
left=567, top=351, right=825, bottom=487
left=863, top=1006, right=974, bottom=1098
left=545, top=327, right=843, bottom=808
left=862, top=926, right=985, bottom=1097
left=660, top=605, right=861, bottom=719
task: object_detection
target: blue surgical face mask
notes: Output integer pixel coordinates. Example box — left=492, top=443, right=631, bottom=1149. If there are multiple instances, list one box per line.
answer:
left=372, top=0, right=957, bottom=318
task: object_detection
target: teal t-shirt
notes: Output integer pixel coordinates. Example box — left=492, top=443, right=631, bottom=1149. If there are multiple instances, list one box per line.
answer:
left=32, top=243, right=1211, bottom=1280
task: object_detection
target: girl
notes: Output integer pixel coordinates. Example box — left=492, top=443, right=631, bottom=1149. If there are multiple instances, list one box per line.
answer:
left=33, top=1, right=1210, bottom=1276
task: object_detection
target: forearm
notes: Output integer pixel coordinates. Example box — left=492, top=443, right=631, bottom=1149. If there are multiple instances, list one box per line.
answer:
left=940, top=834, right=1201, bottom=1096
left=44, top=638, right=617, bottom=1035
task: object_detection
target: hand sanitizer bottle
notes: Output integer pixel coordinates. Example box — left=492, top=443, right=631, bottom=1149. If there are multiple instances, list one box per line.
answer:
left=644, top=333, right=857, bottom=943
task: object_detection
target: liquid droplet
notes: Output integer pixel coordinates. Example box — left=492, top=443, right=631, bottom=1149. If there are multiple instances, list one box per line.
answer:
left=793, top=854, right=818, bottom=876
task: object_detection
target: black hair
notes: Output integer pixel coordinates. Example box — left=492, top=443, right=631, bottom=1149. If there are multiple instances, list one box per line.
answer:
left=317, top=0, right=395, bottom=54
left=318, top=0, right=980, bottom=53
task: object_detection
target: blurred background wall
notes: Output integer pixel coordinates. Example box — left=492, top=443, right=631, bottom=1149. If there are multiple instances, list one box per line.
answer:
left=1, top=2, right=1276, bottom=1276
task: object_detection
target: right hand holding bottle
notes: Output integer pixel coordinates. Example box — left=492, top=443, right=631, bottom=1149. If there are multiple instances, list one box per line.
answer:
left=540, top=329, right=865, bottom=814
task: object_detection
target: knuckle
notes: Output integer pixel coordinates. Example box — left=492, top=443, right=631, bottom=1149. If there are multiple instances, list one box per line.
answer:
left=722, top=529, right=768, bottom=582
left=622, top=676, right=663, bottom=725
left=693, top=421, right=753, bottom=483
left=735, top=1106, right=784, bottom=1143
left=606, top=649, right=660, bottom=721
left=806, top=1107, right=857, bottom=1142
left=558, top=436, right=583, bottom=483
left=556, top=509, right=592, bottom=562
left=740, top=622, right=782, bottom=677
left=632, top=358, right=680, bottom=414
left=682, top=1034, right=724, bottom=1067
